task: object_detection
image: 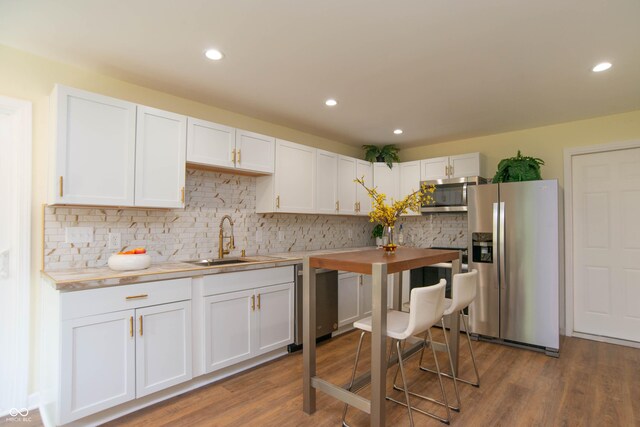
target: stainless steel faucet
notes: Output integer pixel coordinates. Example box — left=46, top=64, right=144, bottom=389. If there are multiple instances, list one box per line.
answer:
left=218, top=215, right=235, bottom=259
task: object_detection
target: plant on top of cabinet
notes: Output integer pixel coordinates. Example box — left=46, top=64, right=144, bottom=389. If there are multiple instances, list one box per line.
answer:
left=492, top=150, right=545, bottom=183
left=362, top=144, right=400, bottom=169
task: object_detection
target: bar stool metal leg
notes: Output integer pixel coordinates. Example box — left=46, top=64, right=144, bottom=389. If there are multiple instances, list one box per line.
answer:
left=385, top=339, right=415, bottom=426
left=342, top=331, right=366, bottom=427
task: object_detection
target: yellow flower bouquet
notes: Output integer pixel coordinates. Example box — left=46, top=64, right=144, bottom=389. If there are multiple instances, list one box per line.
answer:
left=355, top=177, right=435, bottom=252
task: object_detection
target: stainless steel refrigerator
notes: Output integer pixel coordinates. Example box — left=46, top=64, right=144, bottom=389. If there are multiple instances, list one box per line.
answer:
left=467, top=180, right=561, bottom=355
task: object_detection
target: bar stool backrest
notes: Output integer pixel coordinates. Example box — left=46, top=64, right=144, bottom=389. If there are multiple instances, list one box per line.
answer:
left=402, top=279, right=446, bottom=340
left=446, top=269, right=478, bottom=315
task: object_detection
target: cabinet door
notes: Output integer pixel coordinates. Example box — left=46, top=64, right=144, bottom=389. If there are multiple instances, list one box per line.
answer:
left=235, top=130, right=275, bottom=174
left=204, top=290, right=253, bottom=373
left=135, top=106, right=187, bottom=208
left=399, top=161, right=422, bottom=216
left=60, top=310, right=135, bottom=423
left=338, top=272, right=360, bottom=328
left=186, top=117, right=235, bottom=168
left=316, top=150, right=339, bottom=214
left=355, top=160, right=373, bottom=215
left=449, top=152, right=481, bottom=178
left=360, top=274, right=394, bottom=318
left=275, top=139, right=316, bottom=213
left=421, top=156, right=449, bottom=180
left=337, top=156, right=357, bottom=215
left=52, top=85, right=136, bottom=206
left=255, top=283, right=294, bottom=355
left=135, top=301, right=192, bottom=398
left=373, top=162, right=400, bottom=202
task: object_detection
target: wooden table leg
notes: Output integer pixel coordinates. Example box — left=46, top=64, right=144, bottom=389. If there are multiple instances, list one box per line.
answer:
left=449, top=257, right=461, bottom=376
left=371, top=263, right=388, bottom=427
left=302, top=258, right=316, bottom=414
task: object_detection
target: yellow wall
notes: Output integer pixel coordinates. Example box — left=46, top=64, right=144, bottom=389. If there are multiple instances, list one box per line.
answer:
left=402, top=110, right=640, bottom=185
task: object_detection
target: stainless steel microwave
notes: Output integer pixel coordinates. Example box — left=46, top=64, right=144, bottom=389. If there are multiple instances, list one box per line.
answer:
left=421, top=176, right=487, bottom=213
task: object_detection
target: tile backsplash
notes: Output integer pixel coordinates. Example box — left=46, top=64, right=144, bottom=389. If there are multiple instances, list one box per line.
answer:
left=44, top=168, right=467, bottom=270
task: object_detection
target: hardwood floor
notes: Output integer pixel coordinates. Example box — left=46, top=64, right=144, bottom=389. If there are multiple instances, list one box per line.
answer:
left=13, top=331, right=640, bottom=426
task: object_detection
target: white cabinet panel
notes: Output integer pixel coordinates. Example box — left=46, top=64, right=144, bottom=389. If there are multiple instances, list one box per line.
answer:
left=316, top=150, right=339, bottom=214
left=399, top=161, right=422, bottom=216
left=135, top=106, right=187, bottom=208
left=337, top=156, right=357, bottom=215
left=235, top=130, right=275, bottom=174
left=204, top=290, right=253, bottom=373
left=135, top=301, right=192, bottom=398
left=450, top=152, right=481, bottom=178
left=373, top=162, right=400, bottom=202
left=60, top=310, right=135, bottom=423
left=421, top=156, right=449, bottom=181
left=356, top=160, right=373, bottom=216
left=186, top=117, right=235, bottom=168
left=338, top=273, right=360, bottom=328
left=255, top=283, right=294, bottom=355
left=51, top=85, right=136, bottom=206
left=274, top=139, right=316, bottom=213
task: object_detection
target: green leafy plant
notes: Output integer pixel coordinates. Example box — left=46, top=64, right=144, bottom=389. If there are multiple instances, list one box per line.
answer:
left=371, top=223, right=384, bottom=239
left=492, top=150, right=545, bottom=183
left=362, top=144, right=400, bottom=169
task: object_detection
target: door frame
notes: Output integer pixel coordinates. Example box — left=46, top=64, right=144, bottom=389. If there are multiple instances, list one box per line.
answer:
left=563, top=139, right=640, bottom=346
left=0, top=95, right=32, bottom=411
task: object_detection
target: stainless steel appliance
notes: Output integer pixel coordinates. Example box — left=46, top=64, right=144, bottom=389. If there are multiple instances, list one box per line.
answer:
left=421, top=176, right=487, bottom=213
left=289, top=264, right=338, bottom=352
left=468, top=180, right=561, bottom=355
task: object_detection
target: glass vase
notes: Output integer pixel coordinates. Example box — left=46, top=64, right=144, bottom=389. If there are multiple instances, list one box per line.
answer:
left=383, top=225, right=397, bottom=253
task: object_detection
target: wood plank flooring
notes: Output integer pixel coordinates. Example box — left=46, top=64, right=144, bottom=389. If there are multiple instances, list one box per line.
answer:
left=11, top=331, right=640, bottom=426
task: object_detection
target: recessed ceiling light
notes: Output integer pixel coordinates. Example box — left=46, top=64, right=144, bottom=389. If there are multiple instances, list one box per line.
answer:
left=592, top=62, right=612, bottom=72
left=393, top=129, right=403, bottom=135
left=205, top=49, right=224, bottom=61
left=325, top=99, right=338, bottom=107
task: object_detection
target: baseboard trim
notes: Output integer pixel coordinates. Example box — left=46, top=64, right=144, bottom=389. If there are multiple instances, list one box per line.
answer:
left=572, top=331, right=640, bottom=349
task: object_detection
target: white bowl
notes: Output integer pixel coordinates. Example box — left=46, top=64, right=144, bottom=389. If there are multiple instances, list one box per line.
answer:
left=108, top=253, right=151, bottom=271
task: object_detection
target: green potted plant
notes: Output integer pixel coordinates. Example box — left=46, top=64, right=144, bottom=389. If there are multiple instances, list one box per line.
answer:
left=362, top=144, right=400, bottom=169
left=371, top=223, right=384, bottom=247
left=492, top=150, right=545, bottom=183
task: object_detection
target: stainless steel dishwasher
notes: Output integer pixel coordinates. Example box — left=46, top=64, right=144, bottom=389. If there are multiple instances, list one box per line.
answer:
left=288, top=264, right=338, bottom=352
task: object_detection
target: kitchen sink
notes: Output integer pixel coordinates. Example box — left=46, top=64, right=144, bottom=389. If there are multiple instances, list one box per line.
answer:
left=186, top=258, right=251, bottom=267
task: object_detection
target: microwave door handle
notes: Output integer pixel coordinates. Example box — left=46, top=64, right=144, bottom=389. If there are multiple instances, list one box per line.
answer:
left=462, top=182, right=468, bottom=206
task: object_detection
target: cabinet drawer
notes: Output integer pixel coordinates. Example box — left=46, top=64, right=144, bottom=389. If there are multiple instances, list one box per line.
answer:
left=61, top=278, right=191, bottom=320
left=202, top=266, right=294, bottom=296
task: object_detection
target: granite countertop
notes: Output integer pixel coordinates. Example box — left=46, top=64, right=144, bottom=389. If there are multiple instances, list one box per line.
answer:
left=42, top=246, right=376, bottom=292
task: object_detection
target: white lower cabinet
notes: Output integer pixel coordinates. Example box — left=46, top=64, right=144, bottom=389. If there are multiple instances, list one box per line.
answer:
left=337, top=272, right=394, bottom=330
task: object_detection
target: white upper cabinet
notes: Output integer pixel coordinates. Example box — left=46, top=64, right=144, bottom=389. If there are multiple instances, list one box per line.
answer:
left=316, top=150, right=339, bottom=214
left=337, top=156, right=357, bottom=215
left=399, top=161, right=422, bottom=216
left=51, top=85, right=136, bottom=206
left=186, top=117, right=235, bottom=169
left=135, top=106, right=187, bottom=208
left=373, top=162, right=400, bottom=202
left=355, top=160, right=373, bottom=216
left=235, top=130, right=275, bottom=174
left=421, top=152, right=484, bottom=180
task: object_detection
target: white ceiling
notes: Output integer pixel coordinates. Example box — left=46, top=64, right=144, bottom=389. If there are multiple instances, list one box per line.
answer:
left=1, top=0, right=639, bottom=147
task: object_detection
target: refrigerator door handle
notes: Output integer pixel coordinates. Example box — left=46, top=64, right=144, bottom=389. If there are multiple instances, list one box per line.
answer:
left=492, top=202, right=499, bottom=289
left=499, top=202, right=506, bottom=292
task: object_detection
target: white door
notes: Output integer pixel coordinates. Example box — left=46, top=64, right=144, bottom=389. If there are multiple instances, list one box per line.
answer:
left=399, top=161, right=422, bottom=216
left=52, top=85, right=136, bottom=206
left=0, top=97, right=30, bottom=415
left=421, top=156, right=449, bottom=180
left=204, top=290, right=253, bottom=372
left=135, top=106, right=187, bottom=208
left=316, top=150, right=338, bottom=214
left=186, top=117, right=235, bottom=169
left=355, top=160, right=373, bottom=215
left=449, top=152, right=481, bottom=178
left=338, top=273, right=360, bottom=328
left=235, top=130, right=275, bottom=174
left=275, top=139, right=316, bottom=213
left=60, top=310, right=135, bottom=423
left=337, top=156, right=357, bottom=215
left=255, top=283, right=294, bottom=355
left=373, top=162, right=400, bottom=202
left=572, top=147, right=640, bottom=342
left=135, top=301, right=192, bottom=398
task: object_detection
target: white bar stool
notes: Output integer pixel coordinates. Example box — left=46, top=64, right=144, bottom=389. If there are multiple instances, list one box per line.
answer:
left=342, top=280, right=455, bottom=426
left=420, top=269, right=481, bottom=388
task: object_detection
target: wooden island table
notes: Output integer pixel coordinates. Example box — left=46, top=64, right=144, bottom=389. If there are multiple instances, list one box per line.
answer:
left=303, top=247, right=461, bottom=426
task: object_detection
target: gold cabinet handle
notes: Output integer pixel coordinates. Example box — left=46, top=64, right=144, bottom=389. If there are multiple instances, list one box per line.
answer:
left=237, top=149, right=241, bottom=164
left=276, top=195, right=280, bottom=209
left=450, top=165, right=454, bottom=176
left=126, top=294, right=148, bottom=300
left=251, top=295, right=255, bottom=311
left=257, top=294, right=261, bottom=310
left=336, top=201, right=339, bottom=212
left=232, top=148, right=236, bottom=164
left=129, top=316, right=133, bottom=337
left=59, top=176, right=63, bottom=197
left=139, top=315, right=143, bottom=336
left=181, top=187, right=185, bottom=203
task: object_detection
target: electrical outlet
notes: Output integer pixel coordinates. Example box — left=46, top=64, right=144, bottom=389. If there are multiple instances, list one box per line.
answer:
left=256, top=230, right=263, bottom=243
left=278, top=231, right=284, bottom=241
left=108, top=232, right=121, bottom=250
left=65, top=227, right=94, bottom=244
left=348, top=229, right=353, bottom=239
